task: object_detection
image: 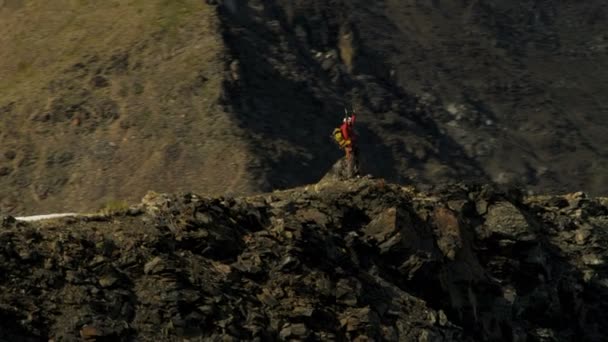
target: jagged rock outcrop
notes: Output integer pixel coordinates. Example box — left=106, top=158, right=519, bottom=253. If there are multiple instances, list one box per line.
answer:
left=318, top=157, right=360, bottom=183
left=1, top=179, right=607, bottom=341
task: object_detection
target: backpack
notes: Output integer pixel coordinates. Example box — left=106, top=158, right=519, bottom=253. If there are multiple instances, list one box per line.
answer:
left=332, top=127, right=348, bottom=148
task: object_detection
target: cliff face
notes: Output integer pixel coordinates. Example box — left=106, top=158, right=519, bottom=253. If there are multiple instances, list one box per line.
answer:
left=2, top=178, right=607, bottom=341
left=216, top=0, right=608, bottom=194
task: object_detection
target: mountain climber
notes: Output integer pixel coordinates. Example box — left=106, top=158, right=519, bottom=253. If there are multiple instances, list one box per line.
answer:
left=332, top=111, right=360, bottom=178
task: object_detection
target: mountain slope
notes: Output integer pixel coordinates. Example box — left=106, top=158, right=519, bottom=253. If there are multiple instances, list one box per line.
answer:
left=374, top=0, right=608, bottom=192
left=217, top=0, right=490, bottom=189
left=0, top=0, right=258, bottom=214
left=217, top=0, right=608, bottom=193
left=2, top=0, right=608, bottom=215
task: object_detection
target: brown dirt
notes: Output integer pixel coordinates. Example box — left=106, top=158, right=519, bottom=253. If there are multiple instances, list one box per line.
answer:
left=0, top=0, right=258, bottom=214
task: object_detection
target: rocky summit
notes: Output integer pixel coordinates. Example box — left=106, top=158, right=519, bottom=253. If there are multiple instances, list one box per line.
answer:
left=1, top=177, right=607, bottom=341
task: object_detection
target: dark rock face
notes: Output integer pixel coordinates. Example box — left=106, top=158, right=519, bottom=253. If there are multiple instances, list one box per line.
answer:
left=1, top=179, right=607, bottom=341
left=214, top=0, right=608, bottom=195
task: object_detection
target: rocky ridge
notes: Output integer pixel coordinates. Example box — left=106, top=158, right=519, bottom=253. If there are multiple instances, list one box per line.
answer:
left=1, top=177, right=607, bottom=341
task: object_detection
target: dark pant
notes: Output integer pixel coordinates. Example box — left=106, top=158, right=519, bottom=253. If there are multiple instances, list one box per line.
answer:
left=345, top=146, right=359, bottom=178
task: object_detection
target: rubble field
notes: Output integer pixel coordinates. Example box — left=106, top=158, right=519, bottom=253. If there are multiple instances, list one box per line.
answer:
left=1, top=177, right=607, bottom=341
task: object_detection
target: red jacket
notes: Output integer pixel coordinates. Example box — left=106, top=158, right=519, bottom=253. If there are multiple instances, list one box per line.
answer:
left=340, top=114, right=356, bottom=145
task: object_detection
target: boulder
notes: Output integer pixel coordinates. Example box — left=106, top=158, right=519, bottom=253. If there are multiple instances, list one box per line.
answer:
left=432, top=207, right=462, bottom=260
left=482, top=202, right=536, bottom=241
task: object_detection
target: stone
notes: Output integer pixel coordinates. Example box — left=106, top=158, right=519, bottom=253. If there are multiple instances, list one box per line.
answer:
left=256, top=290, right=279, bottom=307
left=483, top=202, right=536, bottom=241
left=582, top=254, right=604, bottom=266
left=144, top=256, right=164, bottom=274
left=232, top=255, right=263, bottom=275
left=98, top=274, right=118, bottom=288
left=80, top=325, right=101, bottom=340
left=378, top=234, right=402, bottom=255
left=438, top=310, right=448, bottom=326
left=195, top=211, right=213, bottom=224
left=292, top=305, right=314, bottom=317
left=433, top=207, right=462, bottom=260
left=364, top=208, right=399, bottom=242
left=476, top=199, right=489, bottom=215
left=279, top=323, right=308, bottom=339
left=315, top=274, right=334, bottom=296
left=339, top=307, right=378, bottom=332
left=574, top=227, right=592, bottom=245
left=229, top=60, right=241, bottom=82
left=447, top=199, right=468, bottom=212
left=398, top=252, right=432, bottom=280
left=295, top=208, right=329, bottom=226
left=564, top=192, right=586, bottom=208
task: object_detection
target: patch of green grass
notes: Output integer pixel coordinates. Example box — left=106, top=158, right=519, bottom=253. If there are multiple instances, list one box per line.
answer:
left=99, top=199, right=131, bottom=215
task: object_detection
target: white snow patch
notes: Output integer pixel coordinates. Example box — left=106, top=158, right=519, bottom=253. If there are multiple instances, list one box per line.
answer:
left=15, top=213, right=79, bottom=222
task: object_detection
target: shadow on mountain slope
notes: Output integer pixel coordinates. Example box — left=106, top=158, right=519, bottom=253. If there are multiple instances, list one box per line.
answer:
left=216, top=0, right=491, bottom=190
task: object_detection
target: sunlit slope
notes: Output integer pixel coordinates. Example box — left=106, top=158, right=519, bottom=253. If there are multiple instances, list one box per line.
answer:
left=0, top=0, right=257, bottom=214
